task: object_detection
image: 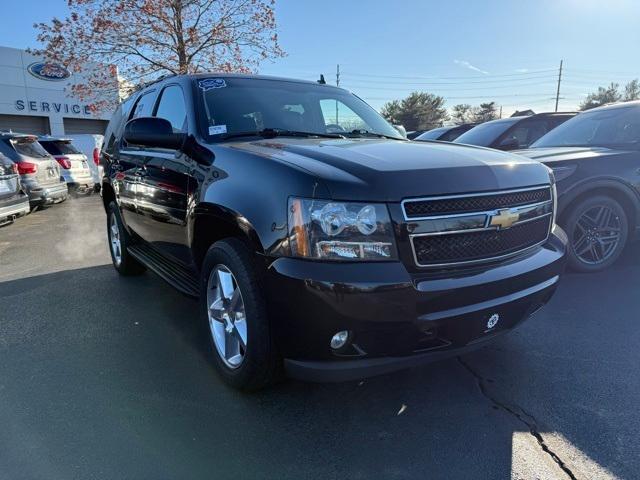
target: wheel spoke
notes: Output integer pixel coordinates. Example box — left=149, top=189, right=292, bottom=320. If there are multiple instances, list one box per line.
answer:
left=217, top=269, right=235, bottom=300
left=233, top=318, right=247, bottom=349
left=574, top=236, right=591, bottom=256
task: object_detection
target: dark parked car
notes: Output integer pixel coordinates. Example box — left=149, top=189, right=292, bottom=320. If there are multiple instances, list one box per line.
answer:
left=101, top=74, right=566, bottom=390
left=414, top=124, right=477, bottom=142
left=517, top=101, right=640, bottom=272
left=0, top=132, right=68, bottom=209
left=0, top=152, right=29, bottom=226
left=455, top=112, right=576, bottom=151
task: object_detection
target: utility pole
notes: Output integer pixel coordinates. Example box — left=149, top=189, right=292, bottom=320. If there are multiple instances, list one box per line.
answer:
left=499, top=105, right=503, bottom=118
left=555, top=60, right=563, bottom=112
left=335, top=64, right=340, bottom=124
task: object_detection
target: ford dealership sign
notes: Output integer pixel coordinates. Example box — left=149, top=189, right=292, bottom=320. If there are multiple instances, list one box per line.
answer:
left=27, top=62, right=71, bottom=81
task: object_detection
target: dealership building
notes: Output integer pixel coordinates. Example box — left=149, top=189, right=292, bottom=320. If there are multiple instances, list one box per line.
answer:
left=0, top=46, right=118, bottom=136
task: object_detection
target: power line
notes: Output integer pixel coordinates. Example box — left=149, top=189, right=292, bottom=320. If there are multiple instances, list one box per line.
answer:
left=342, top=68, right=558, bottom=81
left=341, top=80, right=558, bottom=92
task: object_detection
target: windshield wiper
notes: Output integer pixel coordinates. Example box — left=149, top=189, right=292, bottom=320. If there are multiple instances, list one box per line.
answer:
left=344, top=129, right=405, bottom=141
left=220, top=128, right=345, bottom=140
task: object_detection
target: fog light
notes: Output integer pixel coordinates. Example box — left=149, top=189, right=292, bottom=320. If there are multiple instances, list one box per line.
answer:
left=330, top=330, right=350, bottom=350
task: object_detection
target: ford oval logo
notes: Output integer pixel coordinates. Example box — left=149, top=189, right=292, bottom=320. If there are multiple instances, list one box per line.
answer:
left=27, top=62, right=71, bottom=81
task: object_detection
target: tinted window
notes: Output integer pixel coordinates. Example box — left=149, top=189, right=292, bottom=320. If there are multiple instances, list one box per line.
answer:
left=416, top=127, right=450, bottom=141
left=11, top=138, right=51, bottom=158
left=40, top=140, right=81, bottom=156
left=533, top=106, right=640, bottom=148
left=455, top=118, right=520, bottom=146
left=130, top=91, right=156, bottom=120
left=440, top=126, right=470, bottom=142
left=154, top=85, right=188, bottom=133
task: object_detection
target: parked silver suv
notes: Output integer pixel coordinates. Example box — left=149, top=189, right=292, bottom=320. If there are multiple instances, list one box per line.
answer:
left=0, top=132, right=68, bottom=208
left=0, top=152, right=29, bottom=225
left=39, top=136, right=95, bottom=194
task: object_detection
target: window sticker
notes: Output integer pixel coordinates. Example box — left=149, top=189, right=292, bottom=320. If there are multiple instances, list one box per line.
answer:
left=209, top=125, right=228, bottom=135
left=199, top=78, right=227, bottom=91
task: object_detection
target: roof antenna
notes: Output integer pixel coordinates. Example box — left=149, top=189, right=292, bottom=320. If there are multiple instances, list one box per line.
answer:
left=317, top=74, right=326, bottom=85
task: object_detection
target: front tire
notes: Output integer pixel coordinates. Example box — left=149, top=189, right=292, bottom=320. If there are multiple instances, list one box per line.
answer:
left=564, top=195, right=629, bottom=273
left=106, top=201, right=146, bottom=276
left=200, top=238, right=280, bottom=391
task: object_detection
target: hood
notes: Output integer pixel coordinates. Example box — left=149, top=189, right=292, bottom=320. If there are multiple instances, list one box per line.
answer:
left=514, top=146, right=630, bottom=164
left=226, top=138, right=551, bottom=201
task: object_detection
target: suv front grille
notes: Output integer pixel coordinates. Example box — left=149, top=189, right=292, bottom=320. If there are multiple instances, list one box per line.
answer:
left=403, top=186, right=553, bottom=267
left=412, top=216, right=550, bottom=266
left=403, top=187, right=551, bottom=218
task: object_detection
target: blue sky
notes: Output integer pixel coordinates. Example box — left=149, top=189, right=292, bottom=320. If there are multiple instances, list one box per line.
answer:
left=3, top=0, right=640, bottom=115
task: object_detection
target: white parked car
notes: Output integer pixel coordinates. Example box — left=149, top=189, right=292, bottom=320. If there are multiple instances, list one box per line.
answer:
left=39, top=136, right=95, bottom=195
left=64, top=134, right=104, bottom=192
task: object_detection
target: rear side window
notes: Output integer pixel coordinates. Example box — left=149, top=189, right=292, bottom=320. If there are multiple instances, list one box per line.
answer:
left=11, top=138, right=51, bottom=158
left=40, top=141, right=81, bottom=156
left=154, top=85, right=188, bottom=133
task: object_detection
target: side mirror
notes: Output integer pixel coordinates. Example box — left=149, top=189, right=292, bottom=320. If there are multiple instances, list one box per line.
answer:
left=124, top=117, right=186, bottom=150
left=498, top=137, right=521, bottom=151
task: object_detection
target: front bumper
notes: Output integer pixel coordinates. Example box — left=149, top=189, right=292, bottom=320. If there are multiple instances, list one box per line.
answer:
left=0, top=194, right=30, bottom=223
left=27, top=182, right=69, bottom=206
left=266, top=227, right=567, bottom=382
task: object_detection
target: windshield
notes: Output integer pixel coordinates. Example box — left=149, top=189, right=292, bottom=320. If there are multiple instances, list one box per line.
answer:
left=40, top=140, right=81, bottom=156
left=532, top=106, right=640, bottom=148
left=454, top=118, right=520, bottom=146
left=196, top=77, right=403, bottom=140
left=416, top=127, right=450, bottom=140
left=11, top=138, right=51, bottom=158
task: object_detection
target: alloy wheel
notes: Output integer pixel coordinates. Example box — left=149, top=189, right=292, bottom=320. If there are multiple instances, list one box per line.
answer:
left=572, top=205, right=622, bottom=265
left=109, top=214, right=122, bottom=266
left=206, top=265, right=248, bottom=369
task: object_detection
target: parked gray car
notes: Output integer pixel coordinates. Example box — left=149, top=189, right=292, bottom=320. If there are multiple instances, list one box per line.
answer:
left=39, top=136, right=95, bottom=194
left=0, top=132, right=68, bottom=209
left=0, top=152, right=29, bottom=226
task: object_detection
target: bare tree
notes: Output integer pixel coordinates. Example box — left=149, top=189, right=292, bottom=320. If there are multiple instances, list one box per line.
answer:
left=31, top=0, right=285, bottom=111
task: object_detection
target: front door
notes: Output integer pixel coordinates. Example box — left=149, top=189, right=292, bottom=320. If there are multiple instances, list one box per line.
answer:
left=131, top=84, right=192, bottom=265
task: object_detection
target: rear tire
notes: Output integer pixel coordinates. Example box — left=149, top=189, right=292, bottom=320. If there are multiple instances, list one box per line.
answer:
left=106, top=201, right=146, bottom=276
left=564, top=195, right=629, bottom=273
left=200, top=238, right=281, bottom=391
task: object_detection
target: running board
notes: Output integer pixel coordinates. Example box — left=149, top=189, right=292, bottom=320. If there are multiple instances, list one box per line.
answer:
left=128, top=244, right=200, bottom=297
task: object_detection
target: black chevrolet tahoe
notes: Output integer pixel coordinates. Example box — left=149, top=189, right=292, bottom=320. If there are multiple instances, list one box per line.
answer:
left=101, top=74, right=567, bottom=391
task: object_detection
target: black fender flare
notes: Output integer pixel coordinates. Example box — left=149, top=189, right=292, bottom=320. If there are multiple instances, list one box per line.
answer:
left=189, top=202, right=266, bottom=268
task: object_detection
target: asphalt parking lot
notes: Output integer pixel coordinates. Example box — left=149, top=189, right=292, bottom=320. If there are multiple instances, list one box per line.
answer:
left=0, top=195, right=638, bottom=480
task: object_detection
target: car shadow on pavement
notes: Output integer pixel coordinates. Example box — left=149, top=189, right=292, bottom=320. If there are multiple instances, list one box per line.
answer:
left=1, top=243, right=639, bottom=479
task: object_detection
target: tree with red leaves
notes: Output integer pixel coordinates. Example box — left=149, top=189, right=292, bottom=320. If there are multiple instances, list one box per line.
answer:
left=32, top=0, right=285, bottom=112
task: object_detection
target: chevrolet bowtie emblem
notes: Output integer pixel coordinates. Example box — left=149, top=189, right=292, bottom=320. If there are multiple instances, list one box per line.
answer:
left=490, top=209, right=520, bottom=229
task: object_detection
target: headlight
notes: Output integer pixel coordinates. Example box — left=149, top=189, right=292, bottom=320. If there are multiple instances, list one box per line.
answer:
left=288, top=198, right=398, bottom=261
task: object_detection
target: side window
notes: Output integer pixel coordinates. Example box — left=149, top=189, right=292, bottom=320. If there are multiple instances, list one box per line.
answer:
left=319, top=99, right=372, bottom=133
left=154, top=85, right=188, bottom=133
left=129, top=91, right=155, bottom=120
